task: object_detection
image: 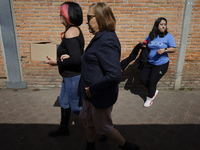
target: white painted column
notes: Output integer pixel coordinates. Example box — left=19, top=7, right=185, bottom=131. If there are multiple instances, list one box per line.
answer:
left=0, top=0, right=26, bottom=89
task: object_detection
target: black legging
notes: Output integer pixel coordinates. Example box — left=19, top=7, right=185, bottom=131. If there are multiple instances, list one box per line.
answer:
left=139, top=61, right=169, bottom=98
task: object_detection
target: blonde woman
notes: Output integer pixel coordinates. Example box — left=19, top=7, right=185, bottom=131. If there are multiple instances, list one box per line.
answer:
left=78, top=3, right=140, bottom=150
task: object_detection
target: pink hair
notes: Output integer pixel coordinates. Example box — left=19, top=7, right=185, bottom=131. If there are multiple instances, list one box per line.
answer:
left=60, top=4, right=73, bottom=25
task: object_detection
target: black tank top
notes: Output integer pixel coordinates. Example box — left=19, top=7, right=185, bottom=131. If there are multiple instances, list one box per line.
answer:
left=57, top=26, right=85, bottom=77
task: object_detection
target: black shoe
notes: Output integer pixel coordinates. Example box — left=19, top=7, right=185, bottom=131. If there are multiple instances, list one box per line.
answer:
left=49, top=126, right=70, bottom=137
left=85, top=141, right=96, bottom=150
left=49, top=107, right=71, bottom=137
left=119, top=141, right=140, bottom=150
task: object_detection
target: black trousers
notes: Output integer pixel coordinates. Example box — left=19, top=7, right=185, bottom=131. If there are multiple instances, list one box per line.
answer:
left=139, top=61, right=169, bottom=98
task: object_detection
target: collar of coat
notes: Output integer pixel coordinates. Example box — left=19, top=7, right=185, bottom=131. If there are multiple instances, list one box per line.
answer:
left=87, top=31, right=108, bottom=48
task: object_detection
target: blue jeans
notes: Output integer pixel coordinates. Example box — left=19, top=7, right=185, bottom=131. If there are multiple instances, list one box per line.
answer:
left=59, top=75, right=82, bottom=115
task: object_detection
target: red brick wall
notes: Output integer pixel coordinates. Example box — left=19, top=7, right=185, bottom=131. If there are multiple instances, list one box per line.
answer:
left=181, top=0, right=200, bottom=88
left=0, top=0, right=199, bottom=89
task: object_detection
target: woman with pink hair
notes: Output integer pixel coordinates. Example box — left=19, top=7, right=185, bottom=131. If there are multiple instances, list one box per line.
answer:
left=46, top=2, right=84, bottom=137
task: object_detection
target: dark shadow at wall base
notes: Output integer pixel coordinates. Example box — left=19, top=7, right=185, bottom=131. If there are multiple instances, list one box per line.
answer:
left=1, top=118, right=200, bottom=150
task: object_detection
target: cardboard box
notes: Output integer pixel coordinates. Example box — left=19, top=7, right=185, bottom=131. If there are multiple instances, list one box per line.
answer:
left=30, top=40, right=59, bottom=61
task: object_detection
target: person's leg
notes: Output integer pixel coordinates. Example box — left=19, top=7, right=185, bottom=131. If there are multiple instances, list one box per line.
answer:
left=86, top=126, right=96, bottom=142
left=139, top=63, right=152, bottom=88
left=85, top=125, right=96, bottom=150
left=79, top=100, right=96, bottom=150
left=92, top=106, right=140, bottom=150
left=105, top=128, right=125, bottom=146
left=148, top=62, right=169, bottom=98
left=49, top=79, right=71, bottom=137
left=105, top=128, right=140, bottom=150
left=59, top=78, right=70, bottom=109
left=65, top=75, right=82, bottom=115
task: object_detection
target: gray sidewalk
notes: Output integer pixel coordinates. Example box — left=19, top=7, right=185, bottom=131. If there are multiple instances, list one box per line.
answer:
left=0, top=88, right=200, bottom=150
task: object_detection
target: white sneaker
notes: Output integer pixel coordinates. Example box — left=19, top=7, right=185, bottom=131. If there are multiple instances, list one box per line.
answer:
left=152, top=90, right=159, bottom=100
left=143, top=90, right=159, bottom=108
left=144, top=97, right=153, bottom=107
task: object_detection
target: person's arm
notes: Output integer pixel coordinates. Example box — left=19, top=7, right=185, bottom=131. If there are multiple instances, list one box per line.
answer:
left=157, top=33, right=176, bottom=55
left=57, top=27, right=82, bottom=67
left=57, top=39, right=81, bottom=67
left=157, top=47, right=176, bottom=54
left=60, top=54, right=70, bottom=62
left=89, top=35, right=121, bottom=97
left=45, top=56, right=57, bottom=66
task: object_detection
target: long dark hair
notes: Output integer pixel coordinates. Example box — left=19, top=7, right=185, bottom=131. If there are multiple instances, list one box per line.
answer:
left=149, top=17, right=168, bottom=40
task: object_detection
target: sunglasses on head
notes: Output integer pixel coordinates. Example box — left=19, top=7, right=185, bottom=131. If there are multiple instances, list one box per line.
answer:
left=87, top=15, right=95, bottom=22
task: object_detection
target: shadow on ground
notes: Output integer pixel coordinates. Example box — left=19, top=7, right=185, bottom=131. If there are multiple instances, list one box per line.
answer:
left=1, top=66, right=200, bottom=150
left=1, top=112, right=200, bottom=150
left=120, top=63, right=147, bottom=102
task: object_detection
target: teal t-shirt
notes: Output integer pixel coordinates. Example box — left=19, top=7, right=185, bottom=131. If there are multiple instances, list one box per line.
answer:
left=145, top=33, right=176, bottom=65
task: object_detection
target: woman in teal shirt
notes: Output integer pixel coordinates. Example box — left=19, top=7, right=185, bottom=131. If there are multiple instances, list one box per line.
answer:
left=140, top=17, right=176, bottom=108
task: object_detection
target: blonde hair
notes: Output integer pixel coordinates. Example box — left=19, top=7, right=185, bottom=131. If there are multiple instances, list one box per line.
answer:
left=90, top=3, right=116, bottom=32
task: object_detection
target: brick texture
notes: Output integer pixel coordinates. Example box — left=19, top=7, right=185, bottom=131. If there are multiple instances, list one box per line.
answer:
left=0, top=0, right=199, bottom=89
left=182, top=0, right=200, bottom=88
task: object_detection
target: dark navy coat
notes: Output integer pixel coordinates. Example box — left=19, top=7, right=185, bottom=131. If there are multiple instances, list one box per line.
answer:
left=78, top=31, right=121, bottom=109
left=120, top=43, right=148, bottom=72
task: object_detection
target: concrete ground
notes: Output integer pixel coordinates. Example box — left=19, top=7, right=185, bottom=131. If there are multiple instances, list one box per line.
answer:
left=0, top=88, right=200, bottom=150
